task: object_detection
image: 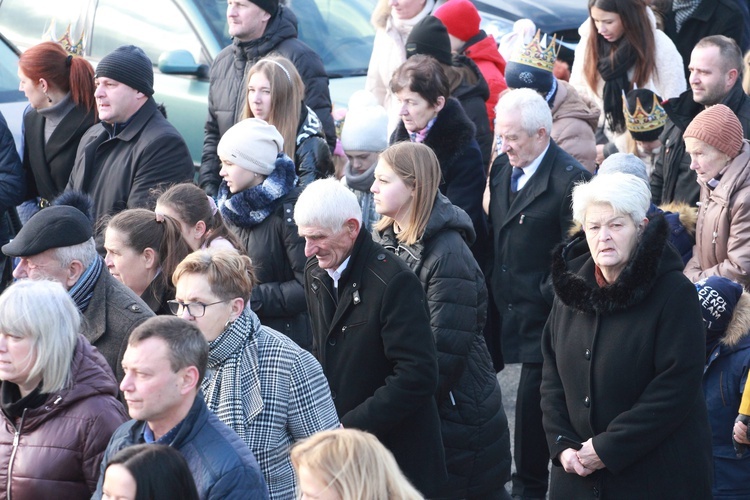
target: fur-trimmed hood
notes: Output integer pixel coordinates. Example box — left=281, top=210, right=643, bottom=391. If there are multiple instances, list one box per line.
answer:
left=720, top=292, right=750, bottom=348
left=552, top=214, right=681, bottom=315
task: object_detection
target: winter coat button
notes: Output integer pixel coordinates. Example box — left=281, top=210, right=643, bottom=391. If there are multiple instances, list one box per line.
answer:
left=330, top=390, right=336, bottom=399
left=583, top=396, right=590, bottom=407
left=377, top=254, right=386, bottom=260
left=584, top=349, right=591, bottom=360
left=328, top=338, right=336, bottom=346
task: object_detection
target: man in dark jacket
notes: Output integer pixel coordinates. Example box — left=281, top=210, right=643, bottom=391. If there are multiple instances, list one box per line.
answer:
left=199, top=0, right=334, bottom=195
left=2, top=205, right=152, bottom=382
left=295, top=178, right=447, bottom=498
left=67, top=45, right=194, bottom=222
left=485, top=89, right=590, bottom=500
left=663, top=0, right=745, bottom=79
left=93, top=316, right=269, bottom=500
left=0, top=111, right=24, bottom=291
left=651, top=35, right=750, bottom=206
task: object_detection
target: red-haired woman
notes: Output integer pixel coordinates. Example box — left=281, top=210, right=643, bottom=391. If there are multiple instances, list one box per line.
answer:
left=18, top=41, right=97, bottom=204
left=570, top=0, right=685, bottom=160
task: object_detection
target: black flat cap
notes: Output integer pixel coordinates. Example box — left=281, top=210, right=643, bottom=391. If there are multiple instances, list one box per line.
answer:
left=2, top=206, right=93, bottom=257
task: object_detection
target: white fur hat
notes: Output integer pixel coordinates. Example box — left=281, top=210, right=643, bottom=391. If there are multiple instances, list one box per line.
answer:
left=341, top=91, right=388, bottom=153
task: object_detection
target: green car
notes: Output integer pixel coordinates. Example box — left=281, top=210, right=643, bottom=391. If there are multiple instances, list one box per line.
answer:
left=0, top=0, right=376, bottom=165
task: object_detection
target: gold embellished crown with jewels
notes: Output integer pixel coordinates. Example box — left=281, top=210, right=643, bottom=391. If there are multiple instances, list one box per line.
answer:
left=510, top=30, right=560, bottom=73
left=623, top=92, right=667, bottom=133
left=42, top=22, right=85, bottom=56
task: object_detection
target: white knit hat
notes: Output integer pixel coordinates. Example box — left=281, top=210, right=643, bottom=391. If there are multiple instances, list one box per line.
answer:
left=217, top=118, right=284, bottom=175
left=341, top=91, right=388, bottom=153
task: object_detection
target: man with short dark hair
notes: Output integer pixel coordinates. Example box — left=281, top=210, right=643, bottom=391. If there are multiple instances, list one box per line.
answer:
left=93, top=316, right=269, bottom=500
left=2, top=205, right=152, bottom=381
left=67, top=45, right=194, bottom=222
left=198, top=0, right=335, bottom=196
left=651, top=35, right=750, bottom=206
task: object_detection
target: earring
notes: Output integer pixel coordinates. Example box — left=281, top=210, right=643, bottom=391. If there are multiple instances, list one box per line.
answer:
left=44, top=90, right=52, bottom=103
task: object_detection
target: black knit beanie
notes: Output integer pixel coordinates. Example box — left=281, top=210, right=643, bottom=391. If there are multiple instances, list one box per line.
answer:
left=249, top=0, right=279, bottom=16
left=95, top=45, right=154, bottom=97
left=406, top=16, right=453, bottom=66
left=625, top=89, right=665, bottom=142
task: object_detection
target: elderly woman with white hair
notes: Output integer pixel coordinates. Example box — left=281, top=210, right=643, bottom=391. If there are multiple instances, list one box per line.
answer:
left=540, top=172, right=712, bottom=499
left=0, top=280, right=127, bottom=499
left=682, top=104, right=750, bottom=288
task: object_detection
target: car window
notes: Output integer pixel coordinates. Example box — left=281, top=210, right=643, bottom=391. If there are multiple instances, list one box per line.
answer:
left=91, top=0, right=202, bottom=64
left=0, top=38, right=22, bottom=102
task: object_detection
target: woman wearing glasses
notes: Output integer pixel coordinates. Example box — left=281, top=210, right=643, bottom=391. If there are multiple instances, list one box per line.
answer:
left=169, top=249, right=340, bottom=500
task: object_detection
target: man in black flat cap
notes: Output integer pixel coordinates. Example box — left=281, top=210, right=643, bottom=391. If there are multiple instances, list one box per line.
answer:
left=67, top=44, right=194, bottom=223
left=2, top=206, right=153, bottom=382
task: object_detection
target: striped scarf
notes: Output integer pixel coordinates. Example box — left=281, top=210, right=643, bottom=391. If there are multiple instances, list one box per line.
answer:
left=672, top=0, right=700, bottom=33
left=201, top=311, right=263, bottom=445
left=68, top=256, right=103, bottom=313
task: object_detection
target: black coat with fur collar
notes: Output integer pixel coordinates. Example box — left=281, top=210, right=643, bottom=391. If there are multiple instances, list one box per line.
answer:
left=541, top=216, right=713, bottom=499
left=390, top=97, right=489, bottom=265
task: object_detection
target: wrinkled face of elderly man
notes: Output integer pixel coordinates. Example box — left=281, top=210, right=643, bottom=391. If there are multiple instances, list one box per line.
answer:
left=495, top=112, right=549, bottom=168
left=298, top=219, right=361, bottom=271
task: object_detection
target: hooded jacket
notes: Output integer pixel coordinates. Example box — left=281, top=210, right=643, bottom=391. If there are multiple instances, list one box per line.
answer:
left=462, top=31, right=507, bottom=128
left=703, top=292, right=750, bottom=499
left=651, top=81, right=750, bottom=206
left=451, top=54, right=492, bottom=168
left=684, top=141, right=750, bottom=288
left=541, top=216, right=712, bottom=499
left=373, top=193, right=510, bottom=498
left=199, top=6, right=334, bottom=195
left=0, top=336, right=127, bottom=500
left=391, top=97, right=489, bottom=266
left=550, top=80, right=600, bottom=174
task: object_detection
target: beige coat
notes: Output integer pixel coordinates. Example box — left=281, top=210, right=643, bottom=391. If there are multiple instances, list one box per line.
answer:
left=684, top=141, right=750, bottom=288
left=550, top=80, right=600, bottom=173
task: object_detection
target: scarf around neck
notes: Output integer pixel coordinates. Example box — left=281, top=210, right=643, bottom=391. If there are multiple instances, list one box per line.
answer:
left=201, top=310, right=263, bottom=446
left=69, top=256, right=103, bottom=313
left=218, top=153, right=297, bottom=229
left=597, top=38, right=637, bottom=134
left=344, top=159, right=376, bottom=192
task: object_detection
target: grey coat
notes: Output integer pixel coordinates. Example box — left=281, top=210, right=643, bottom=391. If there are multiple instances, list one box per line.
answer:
left=81, top=265, right=154, bottom=382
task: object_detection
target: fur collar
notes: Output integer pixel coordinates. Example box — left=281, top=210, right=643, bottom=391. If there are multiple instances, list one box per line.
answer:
left=721, top=293, right=750, bottom=347
left=552, top=215, right=673, bottom=315
left=391, top=97, right=476, bottom=166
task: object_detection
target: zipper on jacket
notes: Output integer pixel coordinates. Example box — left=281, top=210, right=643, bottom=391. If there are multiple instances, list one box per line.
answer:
left=6, top=409, right=26, bottom=500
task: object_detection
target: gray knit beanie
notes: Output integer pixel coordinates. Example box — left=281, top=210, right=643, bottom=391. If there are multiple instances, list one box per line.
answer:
left=95, top=45, right=154, bottom=96
left=341, top=91, right=388, bottom=153
left=218, top=118, right=283, bottom=175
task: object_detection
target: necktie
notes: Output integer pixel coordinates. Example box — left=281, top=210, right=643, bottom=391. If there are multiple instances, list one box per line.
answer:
left=511, top=167, right=524, bottom=193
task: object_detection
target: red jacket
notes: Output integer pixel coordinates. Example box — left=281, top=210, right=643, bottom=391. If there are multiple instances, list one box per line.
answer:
left=464, top=34, right=507, bottom=129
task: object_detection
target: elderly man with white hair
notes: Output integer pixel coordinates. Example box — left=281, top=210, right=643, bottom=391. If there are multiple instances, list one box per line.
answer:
left=484, top=88, right=590, bottom=499
left=295, top=178, right=447, bottom=497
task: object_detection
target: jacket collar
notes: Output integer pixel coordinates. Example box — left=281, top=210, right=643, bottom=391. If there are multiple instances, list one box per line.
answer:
left=552, top=215, right=677, bottom=315
left=700, top=142, right=750, bottom=205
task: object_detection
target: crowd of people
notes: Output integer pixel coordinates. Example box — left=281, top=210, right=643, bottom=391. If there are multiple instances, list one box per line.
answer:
left=0, top=0, right=749, bottom=498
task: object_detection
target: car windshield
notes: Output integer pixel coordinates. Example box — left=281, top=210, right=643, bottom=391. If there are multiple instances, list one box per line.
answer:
left=0, top=38, right=22, bottom=102
left=195, top=0, right=376, bottom=77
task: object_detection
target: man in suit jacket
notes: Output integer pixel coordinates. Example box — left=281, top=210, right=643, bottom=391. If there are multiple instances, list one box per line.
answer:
left=295, top=178, right=447, bottom=498
left=485, top=89, right=591, bottom=499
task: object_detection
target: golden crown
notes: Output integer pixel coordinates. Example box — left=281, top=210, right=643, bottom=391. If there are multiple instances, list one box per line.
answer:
left=510, top=30, right=559, bottom=73
left=42, top=22, right=85, bottom=56
left=623, top=92, right=667, bottom=134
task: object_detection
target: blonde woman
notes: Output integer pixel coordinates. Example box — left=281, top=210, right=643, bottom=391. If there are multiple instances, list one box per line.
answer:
left=241, top=55, right=333, bottom=187
left=291, top=429, right=423, bottom=500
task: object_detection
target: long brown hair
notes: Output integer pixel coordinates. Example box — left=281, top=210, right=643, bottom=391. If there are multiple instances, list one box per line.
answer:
left=155, top=183, right=245, bottom=253
left=374, top=142, right=441, bottom=246
left=583, top=0, right=656, bottom=92
left=240, top=55, right=304, bottom=160
left=18, top=41, right=97, bottom=115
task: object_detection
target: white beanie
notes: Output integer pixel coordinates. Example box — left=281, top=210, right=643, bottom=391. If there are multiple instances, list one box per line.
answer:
left=341, top=90, right=388, bottom=153
left=217, top=118, right=284, bottom=175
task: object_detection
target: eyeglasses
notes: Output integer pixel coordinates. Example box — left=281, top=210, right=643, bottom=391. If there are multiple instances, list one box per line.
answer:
left=167, top=300, right=227, bottom=318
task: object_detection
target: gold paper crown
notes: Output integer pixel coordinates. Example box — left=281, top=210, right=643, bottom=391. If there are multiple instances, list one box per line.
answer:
left=42, top=22, right=85, bottom=56
left=623, top=92, right=667, bottom=134
left=510, top=30, right=560, bottom=73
